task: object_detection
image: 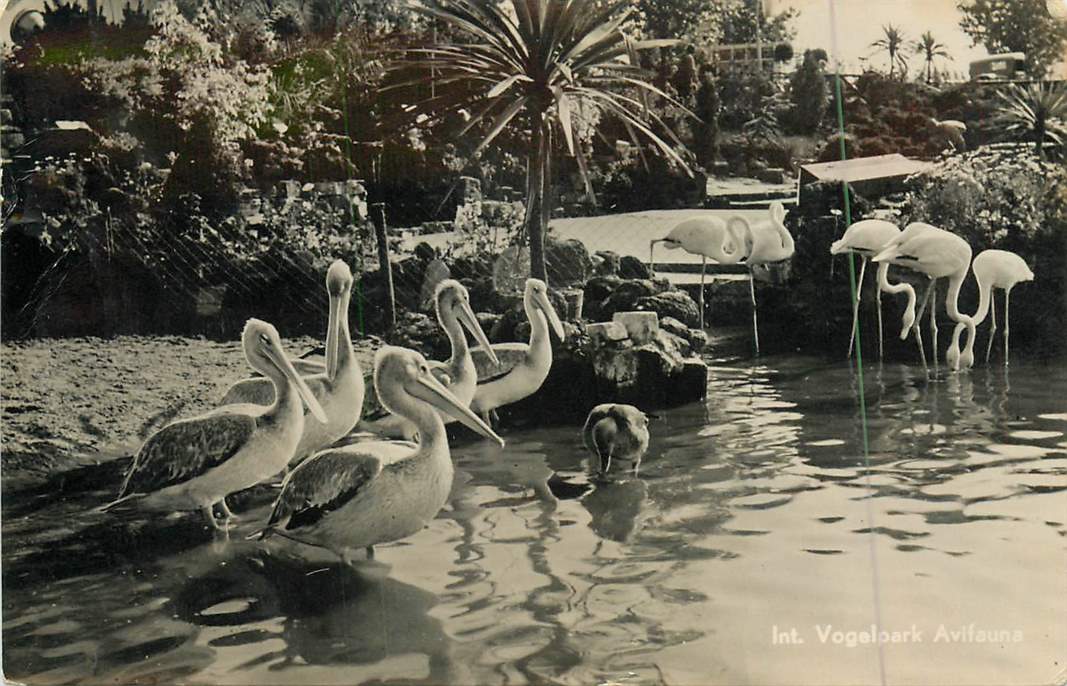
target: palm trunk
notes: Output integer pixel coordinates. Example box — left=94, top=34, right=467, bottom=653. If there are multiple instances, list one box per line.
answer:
left=525, top=117, right=550, bottom=282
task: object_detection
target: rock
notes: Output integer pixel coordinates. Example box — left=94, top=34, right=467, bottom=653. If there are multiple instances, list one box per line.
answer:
left=594, top=250, right=621, bottom=275
left=619, top=255, right=652, bottom=279
left=582, top=275, right=624, bottom=320
left=634, top=290, right=700, bottom=328
left=587, top=321, right=629, bottom=347
left=660, top=329, right=692, bottom=357
left=413, top=241, right=437, bottom=262
left=612, top=311, right=659, bottom=345
left=476, top=312, right=502, bottom=335
left=599, top=279, right=659, bottom=318
left=660, top=316, right=708, bottom=353
left=546, top=237, right=594, bottom=285
left=687, top=328, right=708, bottom=353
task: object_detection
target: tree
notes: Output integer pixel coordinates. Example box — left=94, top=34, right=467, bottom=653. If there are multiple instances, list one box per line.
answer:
left=958, top=0, right=1067, bottom=78
left=789, top=49, right=827, bottom=134
left=391, top=0, right=691, bottom=282
left=993, top=82, right=1067, bottom=161
left=913, top=31, right=951, bottom=84
left=870, top=24, right=908, bottom=78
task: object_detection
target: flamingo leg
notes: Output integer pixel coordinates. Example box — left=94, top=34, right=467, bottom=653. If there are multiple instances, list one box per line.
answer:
left=201, top=506, right=221, bottom=530
left=913, top=278, right=937, bottom=369
left=1004, top=287, right=1012, bottom=366
left=218, top=499, right=238, bottom=521
left=649, top=240, right=658, bottom=278
left=876, top=285, right=884, bottom=361
left=749, top=271, right=760, bottom=356
left=928, top=280, right=939, bottom=365
left=986, top=289, right=998, bottom=364
left=847, top=256, right=867, bottom=359
left=699, top=255, right=706, bottom=330
left=913, top=317, right=927, bottom=370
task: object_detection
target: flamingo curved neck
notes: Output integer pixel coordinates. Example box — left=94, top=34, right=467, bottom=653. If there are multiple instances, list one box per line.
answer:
left=945, top=268, right=977, bottom=362
left=969, top=271, right=993, bottom=328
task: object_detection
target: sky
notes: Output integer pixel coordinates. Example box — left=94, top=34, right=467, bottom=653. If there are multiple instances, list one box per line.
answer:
left=765, top=0, right=1067, bottom=78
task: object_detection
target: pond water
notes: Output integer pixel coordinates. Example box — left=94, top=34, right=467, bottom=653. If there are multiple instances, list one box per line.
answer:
left=3, top=355, right=1066, bottom=685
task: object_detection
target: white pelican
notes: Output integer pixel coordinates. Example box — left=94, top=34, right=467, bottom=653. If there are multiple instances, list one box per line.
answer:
left=582, top=404, right=650, bottom=477
left=248, top=346, right=504, bottom=563
left=873, top=223, right=975, bottom=370
left=467, top=278, right=565, bottom=425
left=650, top=214, right=748, bottom=328
left=949, top=249, right=1034, bottom=366
left=733, top=201, right=796, bottom=355
left=218, top=260, right=364, bottom=461
left=358, top=279, right=499, bottom=440
left=100, top=319, right=328, bottom=529
left=830, top=218, right=903, bottom=359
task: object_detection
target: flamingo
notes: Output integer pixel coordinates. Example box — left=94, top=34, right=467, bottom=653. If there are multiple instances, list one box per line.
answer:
left=949, top=249, right=1034, bottom=367
left=358, top=279, right=500, bottom=439
left=100, top=319, right=328, bottom=529
left=582, top=404, right=650, bottom=477
left=872, top=223, right=976, bottom=371
left=219, top=260, right=364, bottom=462
left=467, top=278, right=565, bottom=425
left=829, top=218, right=903, bottom=359
left=734, top=201, right=796, bottom=355
left=649, top=214, right=748, bottom=329
left=248, top=346, right=504, bottom=564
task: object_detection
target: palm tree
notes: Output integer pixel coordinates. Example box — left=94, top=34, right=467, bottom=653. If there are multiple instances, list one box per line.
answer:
left=870, top=24, right=908, bottom=78
left=912, top=31, right=951, bottom=84
left=994, top=82, right=1067, bottom=161
left=388, top=0, right=691, bottom=282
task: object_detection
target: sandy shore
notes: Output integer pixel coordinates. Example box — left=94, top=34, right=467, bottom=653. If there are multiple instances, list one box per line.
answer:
left=1, top=335, right=376, bottom=490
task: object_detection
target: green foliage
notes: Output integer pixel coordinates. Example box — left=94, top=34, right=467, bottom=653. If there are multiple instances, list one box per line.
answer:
left=958, top=0, right=1067, bottom=78
left=390, top=0, right=692, bottom=281
left=788, top=49, right=828, bottom=134
left=912, top=31, right=952, bottom=84
left=992, top=82, right=1067, bottom=161
left=869, top=24, right=909, bottom=78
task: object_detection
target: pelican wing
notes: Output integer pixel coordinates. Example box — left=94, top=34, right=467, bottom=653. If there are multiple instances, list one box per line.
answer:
left=472, top=343, right=528, bottom=383
left=119, top=413, right=257, bottom=497
left=268, top=449, right=384, bottom=531
left=219, top=375, right=329, bottom=409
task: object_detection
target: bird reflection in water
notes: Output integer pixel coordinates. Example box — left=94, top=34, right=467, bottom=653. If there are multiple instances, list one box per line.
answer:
left=173, top=553, right=472, bottom=683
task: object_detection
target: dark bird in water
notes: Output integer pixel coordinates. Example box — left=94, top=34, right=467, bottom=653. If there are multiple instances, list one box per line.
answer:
left=582, top=404, right=650, bottom=477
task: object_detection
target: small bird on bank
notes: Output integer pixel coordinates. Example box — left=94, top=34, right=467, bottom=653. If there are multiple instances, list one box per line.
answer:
left=99, top=319, right=328, bottom=529
left=582, top=404, right=650, bottom=477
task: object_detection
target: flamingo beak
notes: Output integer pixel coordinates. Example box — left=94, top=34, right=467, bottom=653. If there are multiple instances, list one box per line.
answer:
left=268, top=344, right=328, bottom=424
left=534, top=290, right=565, bottom=341
left=413, top=371, right=504, bottom=447
left=456, top=298, right=499, bottom=367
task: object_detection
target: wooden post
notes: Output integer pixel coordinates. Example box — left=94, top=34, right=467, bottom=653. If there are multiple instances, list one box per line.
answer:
left=371, top=202, right=397, bottom=331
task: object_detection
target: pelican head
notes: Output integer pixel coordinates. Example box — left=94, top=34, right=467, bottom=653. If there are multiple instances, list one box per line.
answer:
left=525, top=278, right=565, bottom=341
left=325, top=259, right=354, bottom=296
left=374, top=346, right=505, bottom=446
left=436, top=279, right=499, bottom=366
left=241, top=319, right=328, bottom=423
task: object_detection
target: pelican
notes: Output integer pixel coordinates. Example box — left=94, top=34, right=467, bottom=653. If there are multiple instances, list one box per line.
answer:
left=582, top=404, right=650, bottom=476
left=100, top=319, right=328, bottom=529
left=248, top=346, right=504, bottom=564
left=734, top=201, right=796, bottom=355
left=949, top=249, right=1034, bottom=367
left=358, top=279, right=499, bottom=439
left=872, top=222, right=975, bottom=370
left=219, top=260, right=364, bottom=461
left=468, top=278, right=565, bottom=425
left=829, top=218, right=903, bottom=359
left=650, top=214, right=748, bottom=328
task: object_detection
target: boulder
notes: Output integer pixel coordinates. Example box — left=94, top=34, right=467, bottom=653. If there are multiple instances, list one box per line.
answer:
left=599, top=279, right=660, bottom=318
left=582, top=275, right=624, bottom=320
left=634, top=290, right=700, bottom=328
left=612, top=311, right=659, bottom=345
left=619, top=254, right=652, bottom=279
left=594, top=250, right=621, bottom=275
left=545, top=237, right=594, bottom=285
left=660, top=316, right=708, bottom=353
left=586, top=321, right=629, bottom=347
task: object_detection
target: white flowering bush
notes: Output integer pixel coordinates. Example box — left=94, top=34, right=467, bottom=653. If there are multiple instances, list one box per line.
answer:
left=904, top=147, right=1066, bottom=247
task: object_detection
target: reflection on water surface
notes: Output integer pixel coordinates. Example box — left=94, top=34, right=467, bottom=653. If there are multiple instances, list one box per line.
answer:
left=4, top=357, right=1066, bottom=685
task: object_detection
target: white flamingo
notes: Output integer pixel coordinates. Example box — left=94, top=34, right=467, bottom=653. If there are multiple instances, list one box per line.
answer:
left=735, top=202, right=796, bottom=355
left=248, top=346, right=504, bottom=564
left=872, top=223, right=976, bottom=371
left=219, top=260, right=364, bottom=462
left=100, top=320, right=328, bottom=529
left=829, top=218, right=903, bottom=359
left=949, top=249, right=1034, bottom=367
